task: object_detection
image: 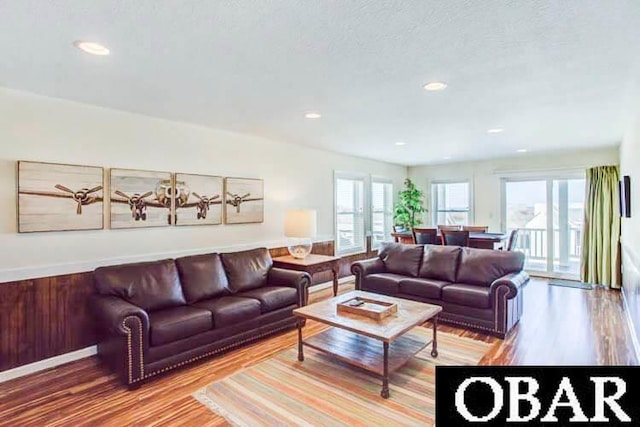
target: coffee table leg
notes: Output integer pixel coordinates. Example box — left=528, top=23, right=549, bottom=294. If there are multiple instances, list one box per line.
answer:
left=431, top=315, right=438, bottom=358
left=381, top=341, right=390, bottom=398
left=332, top=265, right=339, bottom=296
left=297, top=321, right=304, bottom=362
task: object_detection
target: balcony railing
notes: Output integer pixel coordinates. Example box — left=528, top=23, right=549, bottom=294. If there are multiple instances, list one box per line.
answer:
left=513, top=227, right=582, bottom=261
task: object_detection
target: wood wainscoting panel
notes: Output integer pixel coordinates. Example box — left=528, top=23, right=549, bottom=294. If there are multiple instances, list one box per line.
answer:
left=2, top=240, right=363, bottom=372
left=0, top=273, right=95, bottom=372
left=35, top=273, right=96, bottom=360
left=0, top=280, right=37, bottom=371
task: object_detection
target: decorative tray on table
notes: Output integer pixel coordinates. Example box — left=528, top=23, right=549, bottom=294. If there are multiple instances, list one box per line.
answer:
left=336, top=296, right=398, bottom=320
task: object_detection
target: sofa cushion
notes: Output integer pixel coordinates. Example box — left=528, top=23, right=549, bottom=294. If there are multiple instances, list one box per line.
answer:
left=378, top=242, right=424, bottom=277
left=362, top=273, right=405, bottom=295
left=419, top=245, right=461, bottom=282
left=94, top=259, right=186, bottom=311
left=236, top=286, right=298, bottom=313
left=456, top=248, right=525, bottom=286
left=149, top=306, right=212, bottom=346
left=399, top=277, right=450, bottom=299
left=192, top=296, right=262, bottom=328
left=442, top=284, right=491, bottom=309
left=175, top=253, right=230, bottom=303
left=221, top=248, right=273, bottom=293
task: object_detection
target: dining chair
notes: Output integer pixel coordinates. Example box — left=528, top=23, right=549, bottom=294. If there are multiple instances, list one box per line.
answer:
left=412, top=227, right=438, bottom=245
left=462, top=225, right=489, bottom=233
left=506, top=229, right=519, bottom=251
left=441, top=230, right=470, bottom=247
left=437, top=224, right=461, bottom=231
left=391, top=232, right=415, bottom=244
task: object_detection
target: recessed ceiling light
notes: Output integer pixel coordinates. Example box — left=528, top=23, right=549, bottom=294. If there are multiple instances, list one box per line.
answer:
left=304, top=112, right=321, bottom=119
left=487, top=128, right=504, bottom=134
left=517, top=148, right=528, bottom=153
left=395, top=141, right=406, bottom=146
left=423, top=81, right=448, bottom=91
left=73, top=41, right=110, bottom=56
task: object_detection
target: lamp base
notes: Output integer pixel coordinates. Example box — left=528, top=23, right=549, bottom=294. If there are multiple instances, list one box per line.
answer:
left=287, top=241, right=313, bottom=259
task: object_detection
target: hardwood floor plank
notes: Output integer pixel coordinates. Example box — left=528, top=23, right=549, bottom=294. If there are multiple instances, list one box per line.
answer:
left=0, top=278, right=636, bottom=426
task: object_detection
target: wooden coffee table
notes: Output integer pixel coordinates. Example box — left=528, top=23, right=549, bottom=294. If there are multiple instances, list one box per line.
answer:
left=293, top=290, right=442, bottom=398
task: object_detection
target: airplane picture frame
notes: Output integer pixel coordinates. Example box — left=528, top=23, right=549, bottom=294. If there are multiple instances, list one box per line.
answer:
left=174, top=173, right=223, bottom=226
left=223, top=177, right=264, bottom=224
left=17, top=161, right=105, bottom=233
left=109, top=168, right=173, bottom=229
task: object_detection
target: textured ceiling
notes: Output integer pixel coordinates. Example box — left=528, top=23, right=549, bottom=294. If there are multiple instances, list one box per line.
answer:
left=2, top=0, right=639, bottom=166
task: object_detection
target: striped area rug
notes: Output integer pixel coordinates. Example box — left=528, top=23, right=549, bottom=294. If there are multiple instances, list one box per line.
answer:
left=193, top=328, right=491, bottom=426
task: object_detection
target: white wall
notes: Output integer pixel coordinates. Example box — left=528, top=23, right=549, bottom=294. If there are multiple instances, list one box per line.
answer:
left=620, top=115, right=640, bottom=253
left=0, top=88, right=406, bottom=281
left=408, top=147, right=619, bottom=231
left=619, top=113, right=640, bottom=356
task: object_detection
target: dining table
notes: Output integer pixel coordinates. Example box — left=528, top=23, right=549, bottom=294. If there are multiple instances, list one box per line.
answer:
left=394, top=231, right=509, bottom=250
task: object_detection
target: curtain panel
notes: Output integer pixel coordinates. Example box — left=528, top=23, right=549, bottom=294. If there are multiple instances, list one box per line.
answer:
left=581, top=165, right=621, bottom=288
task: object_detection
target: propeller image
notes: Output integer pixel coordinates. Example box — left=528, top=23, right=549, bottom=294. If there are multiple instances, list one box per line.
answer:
left=114, top=190, right=154, bottom=221
left=17, top=183, right=103, bottom=215
left=226, top=192, right=252, bottom=213
left=53, top=184, right=104, bottom=215
left=192, top=192, right=221, bottom=219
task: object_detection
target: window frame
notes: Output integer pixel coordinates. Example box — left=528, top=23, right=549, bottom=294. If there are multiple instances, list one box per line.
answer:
left=430, top=179, right=473, bottom=226
left=334, top=171, right=368, bottom=256
left=370, top=176, right=394, bottom=250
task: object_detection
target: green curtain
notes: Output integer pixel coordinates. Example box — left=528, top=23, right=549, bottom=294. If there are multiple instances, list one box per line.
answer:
left=581, top=165, right=621, bottom=288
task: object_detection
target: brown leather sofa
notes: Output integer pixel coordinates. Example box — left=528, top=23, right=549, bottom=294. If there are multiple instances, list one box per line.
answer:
left=91, top=247, right=311, bottom=388
left=351, top=242, right=529, bottom=338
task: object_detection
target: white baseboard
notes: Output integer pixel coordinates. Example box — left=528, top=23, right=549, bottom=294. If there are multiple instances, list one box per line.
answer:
left=0, top=346, right=97, bottom=383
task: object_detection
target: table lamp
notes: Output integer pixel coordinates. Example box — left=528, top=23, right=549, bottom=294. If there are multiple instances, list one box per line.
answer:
left=284, top=209, right=317, bottom=259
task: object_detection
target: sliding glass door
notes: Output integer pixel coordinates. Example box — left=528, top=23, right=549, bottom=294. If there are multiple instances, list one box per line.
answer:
left=504, top=180, right=550, bottom=272
left=502, top=175, right=585, bottom=279
left=552, top=179, right=585, bottom=277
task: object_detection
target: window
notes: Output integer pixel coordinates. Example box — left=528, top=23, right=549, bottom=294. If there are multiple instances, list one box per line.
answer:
left=432, top=181, right=471, bottom=226
left=335, top=173, right=365, bottom=255
left=371, top=179, right=394, bottom=249
left=502, top=175, right=585, bottom=279
left=334, top=173, right=394, bottom=255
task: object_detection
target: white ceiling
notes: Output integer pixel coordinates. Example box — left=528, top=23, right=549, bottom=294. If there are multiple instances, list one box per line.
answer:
left=2, top=1, right=639, bottom=166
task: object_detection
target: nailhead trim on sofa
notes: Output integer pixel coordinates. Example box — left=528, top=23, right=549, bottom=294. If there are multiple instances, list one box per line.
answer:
left=122, top=315, right=145, bottom=384
left=438, top=316, right=495, bottom=333
left=494, top=284, right=510, bottom=334
left=121, top=315, right=294, bottom=384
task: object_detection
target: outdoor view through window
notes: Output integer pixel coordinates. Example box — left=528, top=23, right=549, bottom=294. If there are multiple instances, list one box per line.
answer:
left=505, top=178, right=585, bottom=278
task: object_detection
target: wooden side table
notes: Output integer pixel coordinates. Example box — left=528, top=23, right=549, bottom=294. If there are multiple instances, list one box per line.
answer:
left=272, top=254, right=341, bottom=296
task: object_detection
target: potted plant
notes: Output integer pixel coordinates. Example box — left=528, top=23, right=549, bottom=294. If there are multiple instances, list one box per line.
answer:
left=394, top=178, right=427, bottom=230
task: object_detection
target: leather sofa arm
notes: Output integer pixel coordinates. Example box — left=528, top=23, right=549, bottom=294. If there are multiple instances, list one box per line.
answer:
left=351, top=258, right=386, bottom=290
left=490, top=271, right=530, bottom=300
left=90, top=294, right=150, bottom=338
left=351, top=258, right=386, bottom=277
left=90, top=295, right=150, bottom=385
left=267, top=267, right=312, bottom=306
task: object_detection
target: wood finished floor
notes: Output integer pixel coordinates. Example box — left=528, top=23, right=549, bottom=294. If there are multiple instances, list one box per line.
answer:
left=0, top=278, right=636, bottom=426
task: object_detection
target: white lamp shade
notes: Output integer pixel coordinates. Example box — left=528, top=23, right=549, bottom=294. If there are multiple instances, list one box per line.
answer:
left=284, top=209, right=317, bottom=238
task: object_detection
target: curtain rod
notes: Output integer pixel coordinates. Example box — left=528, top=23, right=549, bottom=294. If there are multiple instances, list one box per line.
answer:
left=492, top=164, right=617, bottom=176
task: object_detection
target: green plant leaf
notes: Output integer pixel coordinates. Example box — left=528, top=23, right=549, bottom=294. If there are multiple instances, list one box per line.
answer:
left=393, top=178, right=427, bottom=228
